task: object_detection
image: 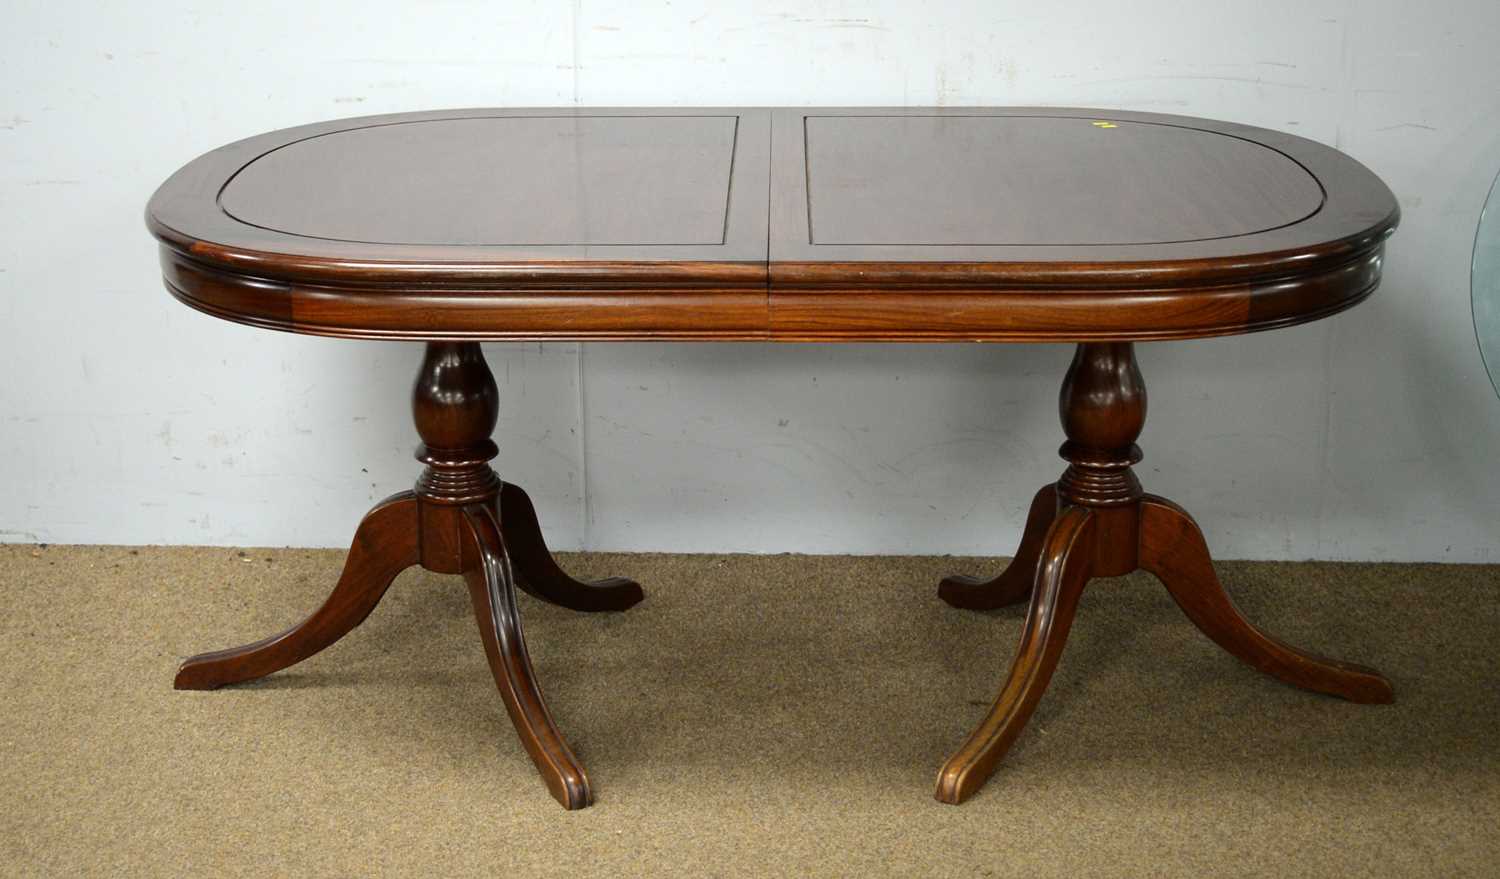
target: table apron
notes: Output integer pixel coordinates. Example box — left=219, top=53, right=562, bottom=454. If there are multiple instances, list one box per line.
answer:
left=160, top=246, right=1382, bottom=342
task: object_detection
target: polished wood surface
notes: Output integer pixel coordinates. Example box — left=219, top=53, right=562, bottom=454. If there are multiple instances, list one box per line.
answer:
left=460, top=501, right=591, bottom=809
left=174, top=343, right=638, bottom=809
left=767, top=108, right=1395, bottom=340
left=936, top=482, right=1055, bottom=611
left=222, top=115, right=740, bottom=247
left=935, top=502, right=1094, bottom=805
left=1138, top=495, right=1393, bottom=703
left=934, top=344, right=1393, bottom=805
left=148, top=106, right=1397, bottom=341
left=800, top=114, right=1321, bottom=246
left=770, top=108, right=1393, bottom=264
left=155, top=107, right=1398, bottom=809
left=501, top=481, right=644, bottom=612
left=173, top=491, right=420, bottom=690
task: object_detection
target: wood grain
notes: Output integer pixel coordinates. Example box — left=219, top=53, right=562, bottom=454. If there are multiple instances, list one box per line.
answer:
left=173, top=342, right=641, bottom=809
left=460, top=502, right=593, bottom=810
left=499, top=481, right=645, bottom=612
left=157, top=109, right=1400, bottom=809
left=935, top=505, right=1095, bottom=805
left=937, top=483, right=1057, bottom=611
left=1138, top=495, right=1394, bottom=703
left=935, top=343, right=1393, bottom=804
left=148, top=106, right=1398, bottom=342
left=173, top=491, right=420, bottom=690
left=221, top=115, right=741, bottom=247
left=801, top=114, right=1322, bottom=246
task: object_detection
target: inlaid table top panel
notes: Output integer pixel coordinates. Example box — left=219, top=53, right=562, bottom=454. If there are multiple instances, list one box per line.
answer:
left=221, top=114, right=747, bottom=249
left=798, top=114, right=1321, bottom=247
left=148, top=106, right=1398, bottom=342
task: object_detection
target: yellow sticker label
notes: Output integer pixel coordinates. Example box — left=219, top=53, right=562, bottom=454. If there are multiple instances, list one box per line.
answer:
left=1091, top=121, right=1118, bottom=128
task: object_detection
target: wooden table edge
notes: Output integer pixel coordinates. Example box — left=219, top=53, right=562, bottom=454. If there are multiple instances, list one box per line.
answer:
left=154, top=234, right=1392, bottom=342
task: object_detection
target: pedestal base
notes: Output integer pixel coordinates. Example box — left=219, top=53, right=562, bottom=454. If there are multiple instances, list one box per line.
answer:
left=933, top=343, right=1393, bottom=805
left=174, top=343, right=641, bottom=810
left=173, top=342, right=1393, bottom=811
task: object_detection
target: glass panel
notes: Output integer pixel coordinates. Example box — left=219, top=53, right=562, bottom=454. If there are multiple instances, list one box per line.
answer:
left=1475, top=168, right=1500, bottom=400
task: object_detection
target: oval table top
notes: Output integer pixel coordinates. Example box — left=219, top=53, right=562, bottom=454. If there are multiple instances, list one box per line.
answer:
left=147, top=107, right=1398, bottom=342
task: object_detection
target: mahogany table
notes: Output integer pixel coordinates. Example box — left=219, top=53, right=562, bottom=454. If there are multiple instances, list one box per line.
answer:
left=147, top=107, right=1399, bottom=810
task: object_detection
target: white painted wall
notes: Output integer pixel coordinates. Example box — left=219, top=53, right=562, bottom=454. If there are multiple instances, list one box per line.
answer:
left=3, top=1, right=1499, bottom=561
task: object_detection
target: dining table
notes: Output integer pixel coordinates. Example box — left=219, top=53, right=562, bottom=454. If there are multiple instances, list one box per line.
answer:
left=147, top=106, right=1399, bottom=809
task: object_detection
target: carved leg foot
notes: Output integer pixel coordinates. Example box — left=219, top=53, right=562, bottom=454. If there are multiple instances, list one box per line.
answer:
left=935, top=506, right=1095, bottom=804
left=461, top=503, right=592, bottom=809
left=498, top=481, right=643, bottom=612
left=174, top=491, right=420, bottom=690
left=939, top=483, right=1058, bottom=610
left=1139, top=495, right=1394, bottom=704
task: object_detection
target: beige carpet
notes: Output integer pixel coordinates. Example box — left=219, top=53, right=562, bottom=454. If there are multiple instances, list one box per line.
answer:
left=1, top=544, right=1497, bottom=877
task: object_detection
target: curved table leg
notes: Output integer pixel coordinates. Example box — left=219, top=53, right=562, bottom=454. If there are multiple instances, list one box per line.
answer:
left=460, top=502, right=593, bottom=810
left=939, top=483, right=1058, bottom=610
left=935, top=506, right=1095, bottom=804
left=498, top=481, right=644, bottom=612
left=1139, top=495, right=1394, bottom=704
left=174, top=491, right=420, bottom=690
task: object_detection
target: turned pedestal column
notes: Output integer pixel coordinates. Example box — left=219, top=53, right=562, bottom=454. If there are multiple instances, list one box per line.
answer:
left=174, top=342, right=642, bottom=810
left=934, top=343, right=1393, bottom=805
